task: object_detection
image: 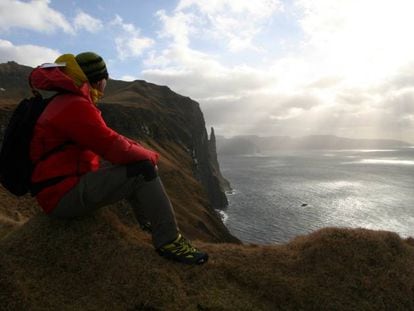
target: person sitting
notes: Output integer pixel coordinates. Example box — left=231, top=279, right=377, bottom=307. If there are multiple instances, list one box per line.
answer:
left=29, top=52, right=208, bottom=265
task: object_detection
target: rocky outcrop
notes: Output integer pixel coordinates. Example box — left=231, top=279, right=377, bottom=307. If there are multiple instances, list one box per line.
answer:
left=208, top=127, right=231, bottom=192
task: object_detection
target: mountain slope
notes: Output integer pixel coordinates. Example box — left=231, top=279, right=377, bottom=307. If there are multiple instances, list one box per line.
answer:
left=0, top=61, right=33, bottom=105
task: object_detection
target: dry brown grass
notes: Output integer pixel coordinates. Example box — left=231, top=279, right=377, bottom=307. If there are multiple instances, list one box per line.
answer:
left=0, top=185, right=40, bottom=240
left=0, top=210, right=413, bottom=311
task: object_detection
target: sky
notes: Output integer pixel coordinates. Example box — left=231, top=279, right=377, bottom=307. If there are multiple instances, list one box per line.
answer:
left=1, top=0, right=414, bottom=142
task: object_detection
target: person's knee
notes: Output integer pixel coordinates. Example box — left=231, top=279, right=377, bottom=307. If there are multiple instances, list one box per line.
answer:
left=126, top=160, right=158, bottom=181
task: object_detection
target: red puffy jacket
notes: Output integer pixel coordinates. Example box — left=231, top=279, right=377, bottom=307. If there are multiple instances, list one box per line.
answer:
left=29, top=66, right=159, bottom=213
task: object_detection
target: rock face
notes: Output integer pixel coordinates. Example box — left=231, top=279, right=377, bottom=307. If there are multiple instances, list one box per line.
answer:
left=101, top=80, right=231, bottom=211
left=208, top=127, right=231, bottom=195
left=0, top=62, right=237, bottom=243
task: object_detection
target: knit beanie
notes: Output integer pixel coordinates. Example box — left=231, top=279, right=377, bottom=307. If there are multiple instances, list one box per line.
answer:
left=75, top=52, right=109, bottom=84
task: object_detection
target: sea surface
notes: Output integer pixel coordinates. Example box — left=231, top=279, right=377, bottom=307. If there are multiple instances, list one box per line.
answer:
left=218, top=148, right=414, bottom=244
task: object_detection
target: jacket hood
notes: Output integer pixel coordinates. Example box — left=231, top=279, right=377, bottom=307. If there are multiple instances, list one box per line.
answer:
left=30, top=65, right=91, bottom=99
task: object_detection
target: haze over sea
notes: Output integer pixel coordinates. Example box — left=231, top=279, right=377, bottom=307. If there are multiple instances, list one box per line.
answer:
left=219, top=148, right=414, bottom=244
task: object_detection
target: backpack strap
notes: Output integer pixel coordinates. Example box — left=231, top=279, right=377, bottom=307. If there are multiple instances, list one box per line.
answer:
left=36, top=142, right=72, bottom=163
left=30, top=175, right=68, bottom=196
left=30, top=142, right=73, bottom=196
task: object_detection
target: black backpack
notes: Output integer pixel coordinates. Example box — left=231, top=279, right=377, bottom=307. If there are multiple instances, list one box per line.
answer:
left=0, top=92, right=55, bottom=196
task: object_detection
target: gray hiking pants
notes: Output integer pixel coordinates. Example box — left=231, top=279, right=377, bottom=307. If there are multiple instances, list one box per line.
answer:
left=50, top=161, right=179, bottom=249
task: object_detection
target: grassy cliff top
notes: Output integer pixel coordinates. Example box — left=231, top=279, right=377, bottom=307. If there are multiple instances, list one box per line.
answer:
left=1, top=210, right=413, bottom=310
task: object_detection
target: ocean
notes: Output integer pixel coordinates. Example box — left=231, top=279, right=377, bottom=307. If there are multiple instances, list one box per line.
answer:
left=218, top=148, right=414, bottom=244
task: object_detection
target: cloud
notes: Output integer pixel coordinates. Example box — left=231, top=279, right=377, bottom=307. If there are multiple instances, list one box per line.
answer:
left=143, top=1, right=289, bottom=137
left=295, top=0, right=414, bottom=87
left=0, top=0, right=74, bottom=34
left=74, top=11, right=103, bottom=33
left=146, top=0, right=285, bottom=102
left=110, top=15, right=154, bottom=60
left=385, top=87, right=414, bottom=116
left=143, top=45, right=274, bottom=99
left=120, top=75, right=137, bottom=82
left=143, top=0, right=414, bottom=141
left=0, top=39, right=60, bottom=66
left=158, top=0, right=283, bottom=52
left=177, top=0, right=282, bottom=17
left=156, top=10, right=196, bottom=47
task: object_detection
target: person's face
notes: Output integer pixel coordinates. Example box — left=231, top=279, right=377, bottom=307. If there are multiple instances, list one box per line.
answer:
left=95, top=78, right=107, bottom=93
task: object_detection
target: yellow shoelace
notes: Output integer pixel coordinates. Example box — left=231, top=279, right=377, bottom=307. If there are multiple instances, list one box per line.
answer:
left=163, top=235, right=197, bottom=257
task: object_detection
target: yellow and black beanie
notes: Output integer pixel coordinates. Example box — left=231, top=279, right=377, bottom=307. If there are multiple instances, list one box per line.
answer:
left=75, top=52, right=109, bottom=84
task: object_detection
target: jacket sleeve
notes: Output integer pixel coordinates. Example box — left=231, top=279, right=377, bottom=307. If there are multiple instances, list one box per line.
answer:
left=50, top=96, right=159, bottom=165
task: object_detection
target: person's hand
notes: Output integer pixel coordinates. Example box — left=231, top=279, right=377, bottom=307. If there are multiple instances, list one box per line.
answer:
left=148, top=151, right=159, bottom=166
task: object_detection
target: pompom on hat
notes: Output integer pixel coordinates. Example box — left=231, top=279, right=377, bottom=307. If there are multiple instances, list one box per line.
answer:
left=75, top=52, right=109, bottom=84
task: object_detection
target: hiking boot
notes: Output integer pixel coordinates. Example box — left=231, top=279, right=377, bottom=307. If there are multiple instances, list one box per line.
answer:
left=157, top=234, right=208, bottom=265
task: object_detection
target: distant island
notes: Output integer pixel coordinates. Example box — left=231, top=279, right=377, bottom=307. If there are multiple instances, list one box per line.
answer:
left=217, top=135, right=412, bottom=155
